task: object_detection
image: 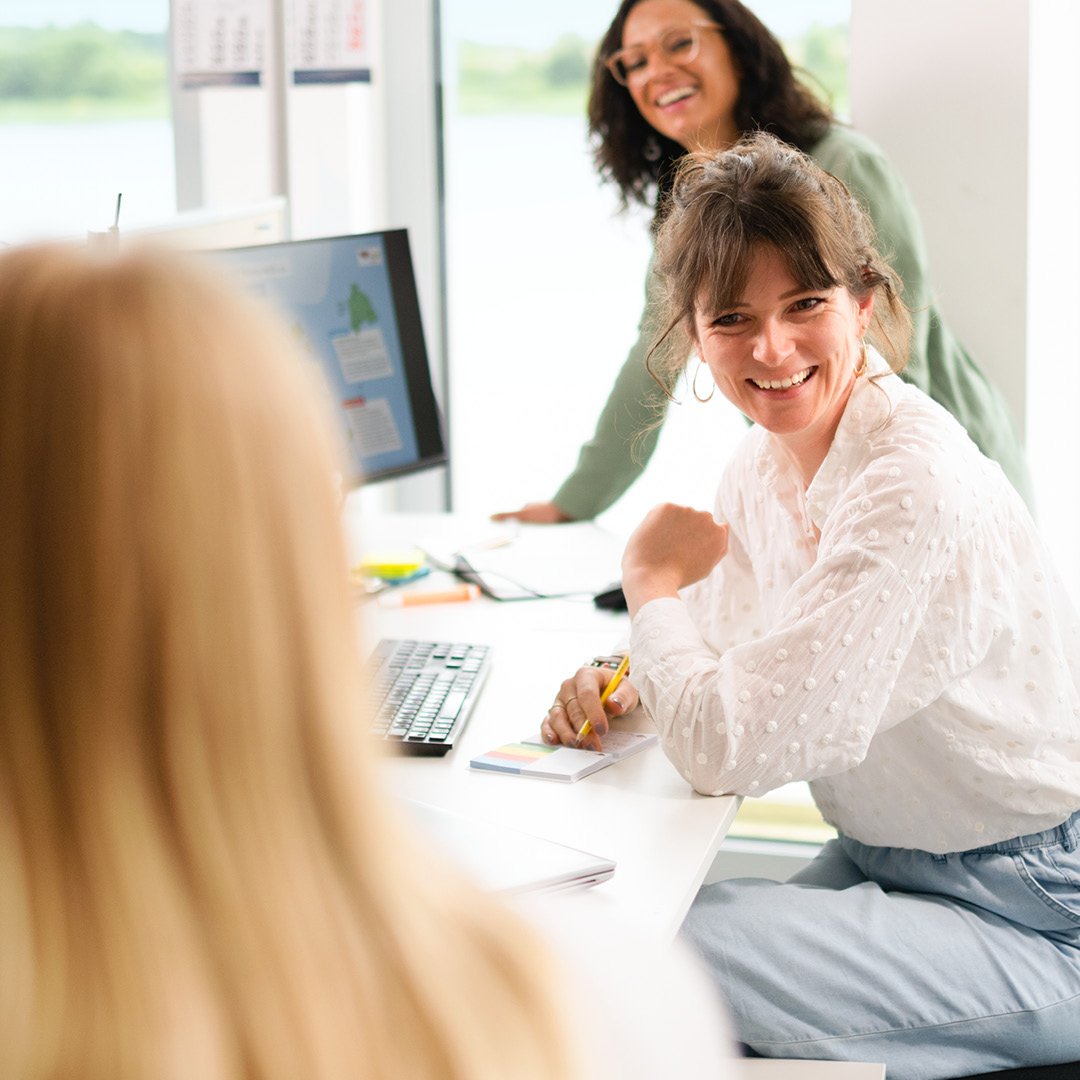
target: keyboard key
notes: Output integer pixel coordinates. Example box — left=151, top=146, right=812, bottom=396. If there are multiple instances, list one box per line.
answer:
left=365, top=639, right=491, bottom=757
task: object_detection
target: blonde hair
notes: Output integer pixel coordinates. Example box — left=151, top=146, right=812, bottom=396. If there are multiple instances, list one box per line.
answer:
left=0, top=244, right=578, bottom=1079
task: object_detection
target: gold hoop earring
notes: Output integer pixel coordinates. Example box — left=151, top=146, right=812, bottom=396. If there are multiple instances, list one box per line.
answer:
left=854, top=341, right=868, bottom=378
left=692, top=359, right=715, bottom=402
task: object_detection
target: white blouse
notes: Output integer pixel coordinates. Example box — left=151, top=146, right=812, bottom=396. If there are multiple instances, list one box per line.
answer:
left=630, top=350, right=1080, bottom=852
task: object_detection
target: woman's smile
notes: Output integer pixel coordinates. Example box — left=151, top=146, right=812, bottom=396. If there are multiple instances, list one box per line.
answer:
left=655, top=85, right=697, bottom=108
left=749, top=366, right=816, bottom=392
left=692, top=247, right=872, bottom=483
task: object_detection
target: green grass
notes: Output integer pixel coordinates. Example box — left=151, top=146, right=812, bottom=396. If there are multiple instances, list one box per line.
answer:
left=453, top=37, right=591, bottom=116
left=451, top=23, right=848, bottom=119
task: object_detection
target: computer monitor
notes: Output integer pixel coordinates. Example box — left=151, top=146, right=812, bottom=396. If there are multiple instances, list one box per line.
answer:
left=211, top=229, right=447, bottom=487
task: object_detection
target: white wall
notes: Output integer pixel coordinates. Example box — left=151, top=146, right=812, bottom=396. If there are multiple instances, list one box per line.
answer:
left=849, top=0, right=1028, bottom=435
left=850, top=0, right=1080, bottom=600
left=1025, top=0, right=1080, bottom=603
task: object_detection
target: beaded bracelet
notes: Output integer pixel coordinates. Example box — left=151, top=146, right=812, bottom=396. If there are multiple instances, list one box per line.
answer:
left=589, top=655, right=627, bottom=671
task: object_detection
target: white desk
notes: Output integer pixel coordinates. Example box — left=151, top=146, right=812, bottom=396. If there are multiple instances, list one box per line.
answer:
left=351, top=511, right=739, bottom=939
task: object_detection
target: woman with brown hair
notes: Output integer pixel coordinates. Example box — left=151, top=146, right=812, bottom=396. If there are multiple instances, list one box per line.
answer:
left=541, top=133, right=1080, bottom=1078
left=0, top=243, right=733, bottom=1078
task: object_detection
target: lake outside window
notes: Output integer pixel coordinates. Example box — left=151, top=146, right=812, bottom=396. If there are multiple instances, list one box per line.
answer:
left=0, top=0, right=174, bottom=244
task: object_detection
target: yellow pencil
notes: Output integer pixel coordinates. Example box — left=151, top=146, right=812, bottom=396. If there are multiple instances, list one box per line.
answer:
left=577, top=654, right=630, bottom=747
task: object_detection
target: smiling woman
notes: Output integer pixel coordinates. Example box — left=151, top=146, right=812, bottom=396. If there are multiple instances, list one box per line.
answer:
left=493, top=0, right=1032, bottom=525
left=543, top=130, right=1080, bottom=1078
left=648, top=140, right=910, bottom=485
left=613, top=5, right=740, bottom=152
left=690, top=249, right=873, bottom=481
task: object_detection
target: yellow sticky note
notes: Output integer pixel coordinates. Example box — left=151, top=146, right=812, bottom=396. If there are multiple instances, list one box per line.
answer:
left=356, top=549, right=426, bottom=580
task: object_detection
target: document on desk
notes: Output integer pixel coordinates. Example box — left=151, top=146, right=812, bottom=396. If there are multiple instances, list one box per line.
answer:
left=470, top=730, right=657, bottom=782
left=420, top=522, right=623, bottom=600
left=402, top=799, right=615, bottom=893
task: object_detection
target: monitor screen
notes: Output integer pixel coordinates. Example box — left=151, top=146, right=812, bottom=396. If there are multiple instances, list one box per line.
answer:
left=212, top=229, right=446, bottom=486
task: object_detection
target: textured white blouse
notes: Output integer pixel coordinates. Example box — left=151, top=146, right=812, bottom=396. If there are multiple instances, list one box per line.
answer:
left=630, top=350, right=1080, bottom=852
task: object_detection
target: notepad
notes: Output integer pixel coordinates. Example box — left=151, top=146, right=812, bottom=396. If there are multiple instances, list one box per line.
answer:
left=470, top=730, right=657, bottom=782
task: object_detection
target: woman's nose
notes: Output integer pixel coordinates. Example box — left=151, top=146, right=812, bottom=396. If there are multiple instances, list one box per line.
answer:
left=643, top=43, right=678, bottom=80
left=752, top=320, right=794, bottom=365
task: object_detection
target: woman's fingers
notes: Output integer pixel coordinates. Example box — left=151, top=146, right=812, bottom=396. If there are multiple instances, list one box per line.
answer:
left=605, top=678, right=639, bottom=717
left=541, top=677, right=584, bottom=744
left=540, top=668, right=641, bottom=747
left=541, top=668, right=612, bottom=746
left=491, top=501, right=572, bottom=524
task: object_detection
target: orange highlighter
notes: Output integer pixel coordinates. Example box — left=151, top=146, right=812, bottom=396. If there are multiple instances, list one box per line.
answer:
left=378, top=583, right=480, bottom=608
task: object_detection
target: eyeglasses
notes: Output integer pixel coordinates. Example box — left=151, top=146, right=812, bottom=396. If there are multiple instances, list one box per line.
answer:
left=604, top=23, right=724, bottom=87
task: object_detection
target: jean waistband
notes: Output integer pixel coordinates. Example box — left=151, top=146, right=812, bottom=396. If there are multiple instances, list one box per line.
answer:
left=961, top=808, right=1080, bottom=856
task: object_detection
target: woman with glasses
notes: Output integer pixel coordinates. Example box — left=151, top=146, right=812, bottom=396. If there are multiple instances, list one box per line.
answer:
left=494, top=0, right=1031, bottom=523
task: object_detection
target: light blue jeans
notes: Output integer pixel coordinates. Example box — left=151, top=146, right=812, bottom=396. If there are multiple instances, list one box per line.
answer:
left=681, top=810, right=1080, bottom=1080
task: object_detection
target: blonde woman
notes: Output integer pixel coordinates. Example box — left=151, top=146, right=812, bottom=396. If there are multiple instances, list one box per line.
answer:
left=0, top=244, right=733, bottom=1079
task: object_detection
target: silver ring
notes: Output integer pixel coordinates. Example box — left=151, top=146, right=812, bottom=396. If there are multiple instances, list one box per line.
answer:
left=565, top=696, right=579, bottom=706
left=550, top=702, right=566, bottom=713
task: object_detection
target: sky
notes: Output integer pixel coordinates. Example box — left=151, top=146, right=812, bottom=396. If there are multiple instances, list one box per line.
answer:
left=446, top=0, right=851, bottom=47
left=1, top=1, right=850, bottom=43
left=0, top=1, right=167, bottom=32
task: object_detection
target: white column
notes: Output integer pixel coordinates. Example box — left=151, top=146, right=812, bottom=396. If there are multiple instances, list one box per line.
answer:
left=282, top=0, right=386, bottom=241
left=849, top=0, right=1029, bottom=435
left=850, top=0, right=1079, bottom=599
left=170, top=0, right=280, bottom=211
left=374, top=0, right=448, bottom=511
left=1025, top=0, right=1080, bottom=601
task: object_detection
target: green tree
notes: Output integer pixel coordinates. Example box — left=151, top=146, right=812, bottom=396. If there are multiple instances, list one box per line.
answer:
left=0, top=23, right=166, bottom=102
left=787, top=23, right=849, bottom=117
left=543, top=34, right=590, bottom=89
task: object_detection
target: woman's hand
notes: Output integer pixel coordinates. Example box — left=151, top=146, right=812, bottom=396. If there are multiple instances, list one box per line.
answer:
left=491, top=501, right=573, bottom=524
left=540, top=666, right=639, bottom=751
left=621, top=504, right=729, bottom=615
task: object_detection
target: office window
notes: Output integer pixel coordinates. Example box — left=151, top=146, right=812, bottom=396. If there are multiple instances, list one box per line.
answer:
left=440, top=1, right=849, bottom=846
left=0, top=1, right=173, bottom=245
left=440, top=1, right=850, bottom=529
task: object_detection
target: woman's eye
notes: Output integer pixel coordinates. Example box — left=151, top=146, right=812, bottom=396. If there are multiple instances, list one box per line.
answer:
left=622, top=52, right=647, bottom=73
left=792, top=297, right=825, bottom=313
left=665, top=33, right=695, bottom=55
left=712, top=313, right=744, bottom=328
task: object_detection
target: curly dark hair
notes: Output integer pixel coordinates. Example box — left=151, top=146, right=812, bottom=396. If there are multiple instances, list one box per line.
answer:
left=588, top=0, right=833, bottom=219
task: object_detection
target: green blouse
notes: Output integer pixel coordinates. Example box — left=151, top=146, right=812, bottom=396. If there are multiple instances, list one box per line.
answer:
left=552, top=125, right=1033, bottom=517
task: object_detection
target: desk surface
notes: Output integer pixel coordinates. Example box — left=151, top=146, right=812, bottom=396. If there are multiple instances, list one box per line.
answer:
left=352, top=511, right=739, bottom=939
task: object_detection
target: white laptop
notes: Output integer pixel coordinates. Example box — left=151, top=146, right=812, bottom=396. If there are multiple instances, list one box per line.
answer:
left=403, top=799, right=616, bottom=894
